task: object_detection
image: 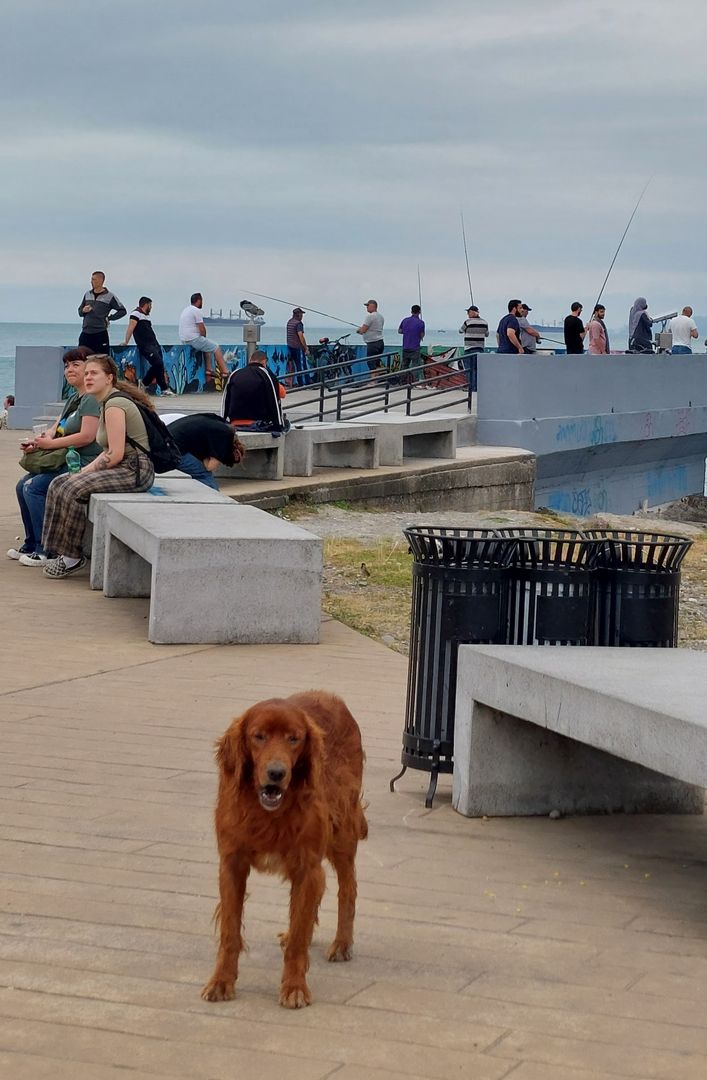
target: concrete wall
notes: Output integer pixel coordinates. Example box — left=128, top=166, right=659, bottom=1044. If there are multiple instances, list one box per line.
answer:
left=476, top=353, right=707, bottom=513
left=8, top=347, right=66, bottom=429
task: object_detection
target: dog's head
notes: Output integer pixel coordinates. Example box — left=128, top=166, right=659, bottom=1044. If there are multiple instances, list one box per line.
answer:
left=216, top=699, right=325, bottom=812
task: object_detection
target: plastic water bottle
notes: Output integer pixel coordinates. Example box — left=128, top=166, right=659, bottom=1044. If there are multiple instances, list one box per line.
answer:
left=66, top=448, right=82, bottom=474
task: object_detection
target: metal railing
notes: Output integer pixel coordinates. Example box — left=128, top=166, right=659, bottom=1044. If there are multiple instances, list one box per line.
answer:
left=285, top=350, right=473, bottom=423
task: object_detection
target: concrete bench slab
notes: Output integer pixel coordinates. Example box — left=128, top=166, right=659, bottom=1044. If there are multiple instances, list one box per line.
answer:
left=87, top=481, right=230, bottom=589
left=103, top=502, right=322, bottom=644
left=214, top=430, right=284, bottom=481
left=453, top=645, right=707, bottom=818
left=284, top=423, right=379, bottom=476
left=352, top=414, right=456, bottom=466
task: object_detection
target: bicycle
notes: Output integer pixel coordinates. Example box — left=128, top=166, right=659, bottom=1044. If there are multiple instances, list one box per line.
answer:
left=311, top=333, right=355, bottom=384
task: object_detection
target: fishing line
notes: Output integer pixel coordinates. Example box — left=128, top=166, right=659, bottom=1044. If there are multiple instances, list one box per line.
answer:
left=460, top=211, right=475, bottom=307
left=417, top=264, right=422, bottom=310
left=239, top=289, right=358, bottom=328
left=592, top=177, right=653, bottom=311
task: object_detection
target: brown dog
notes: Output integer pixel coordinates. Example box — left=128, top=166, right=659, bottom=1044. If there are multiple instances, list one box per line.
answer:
left=201, top=690, right=368, bottom=1008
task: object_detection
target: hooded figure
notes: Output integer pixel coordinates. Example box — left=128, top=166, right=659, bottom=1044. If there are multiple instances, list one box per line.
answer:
left=628, top=298, right=653, bottom=353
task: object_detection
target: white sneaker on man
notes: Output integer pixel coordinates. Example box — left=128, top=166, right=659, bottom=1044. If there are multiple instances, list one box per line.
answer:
left=19, top=552, right=48, bottom=566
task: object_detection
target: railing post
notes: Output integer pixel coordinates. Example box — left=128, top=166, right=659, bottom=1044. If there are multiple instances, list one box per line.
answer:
left=336, top=386, right=343, bottom=420
left=319, top=378, right=325, bottom=422
left=406, top=385, right=412, bottom=415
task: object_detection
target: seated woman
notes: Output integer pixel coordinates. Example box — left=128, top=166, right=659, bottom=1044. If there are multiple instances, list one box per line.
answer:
left=8, top=347, right=102, bottom=566
left=41, top=354, right=156, bottom=580
left=167, top=413, right=245, bottom=490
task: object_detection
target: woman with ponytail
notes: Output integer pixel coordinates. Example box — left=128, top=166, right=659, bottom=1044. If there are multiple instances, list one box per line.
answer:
left=42, top=355, right=156, bottom=579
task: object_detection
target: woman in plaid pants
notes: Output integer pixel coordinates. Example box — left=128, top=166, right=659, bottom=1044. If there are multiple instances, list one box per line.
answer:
left=42, top=355, right=156, bottom=579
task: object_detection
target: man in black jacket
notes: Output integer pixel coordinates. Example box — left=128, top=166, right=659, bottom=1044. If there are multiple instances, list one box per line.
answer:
left=78, top=271, right=126, bottom=352
left=167, top=413, right=244, bottom=489
left=222, top=351, right=288, bottom=432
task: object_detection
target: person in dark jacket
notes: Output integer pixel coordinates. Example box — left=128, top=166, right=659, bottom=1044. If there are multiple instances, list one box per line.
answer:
left=222, top=351, right=288, bottom=432
left=122, top=297, right=173, bottom=395
left=167, top=413, right=245, bottom=489
left=628, top=298, right=654, bottom=353
left=78, top=271, right=126, bottom=352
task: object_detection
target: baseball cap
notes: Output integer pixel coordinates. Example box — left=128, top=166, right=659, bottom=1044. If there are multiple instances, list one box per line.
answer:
left=521, top=303, right=532, bottom=311
left=467, top=305, right=479, bottom=313
left=292, top=307, right=304, bottom=315
left=365, top=299, right=377, bottom=305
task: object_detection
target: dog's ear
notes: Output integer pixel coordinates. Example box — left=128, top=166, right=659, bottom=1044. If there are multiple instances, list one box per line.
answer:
left=216, top=714, right=249, bottom=786
left=295, top=712, right=326, bottom=791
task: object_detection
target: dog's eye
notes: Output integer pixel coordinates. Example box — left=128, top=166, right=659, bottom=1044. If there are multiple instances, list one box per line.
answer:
left=253, top=732, right=267, bottom=743
left=287, top=735, right=300, bottom=744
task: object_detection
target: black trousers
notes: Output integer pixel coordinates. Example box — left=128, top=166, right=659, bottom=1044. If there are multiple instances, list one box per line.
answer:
left=140, top=346, right=168, bottom=389
left=366, top=339, right=385, bottom=371
left=78, top=330, right=109, bottom=353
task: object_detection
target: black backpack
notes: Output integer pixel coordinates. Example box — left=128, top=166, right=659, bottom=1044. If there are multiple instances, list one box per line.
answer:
left=107, top=391, right=183, bottom=474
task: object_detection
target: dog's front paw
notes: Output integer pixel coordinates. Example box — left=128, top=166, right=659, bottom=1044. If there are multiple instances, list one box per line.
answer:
left=279, top=980, right=312, bottom=1008
left=326, top=939, right=352, bottom=962
left=201, top=976, right=236, bottom=1002
left=278, top=931, right=289, bottom=951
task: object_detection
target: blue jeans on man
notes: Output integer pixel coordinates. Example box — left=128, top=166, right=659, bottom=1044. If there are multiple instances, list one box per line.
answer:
left=461, top=348, right=482, bottom=392
left=176, top=453, right=220, bottom=490
left=288, top=346, right=311, bottom=387
left=15, top=468, right=67, bottom=555
left=671, top=345, right=692, bottom=354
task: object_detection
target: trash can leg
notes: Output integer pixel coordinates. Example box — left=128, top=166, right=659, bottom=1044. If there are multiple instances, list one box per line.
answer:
left=424, top=766, right=440, bottom=809
left=389, top=763, right=407, bottom=792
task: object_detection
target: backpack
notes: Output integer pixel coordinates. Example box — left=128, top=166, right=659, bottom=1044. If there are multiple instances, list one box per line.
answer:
left=107, top=391, right=183, bottom=474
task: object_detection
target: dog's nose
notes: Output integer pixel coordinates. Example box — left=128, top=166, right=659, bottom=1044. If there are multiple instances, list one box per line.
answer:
left=266, top=763, right=286, bottom=783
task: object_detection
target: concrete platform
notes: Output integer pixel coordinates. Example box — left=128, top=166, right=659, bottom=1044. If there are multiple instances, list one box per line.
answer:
left=2, top=426, right=707, bottom=1078
left=453, top=646, right=707, bottom=818
left=284, top=423, right=379, bottom=476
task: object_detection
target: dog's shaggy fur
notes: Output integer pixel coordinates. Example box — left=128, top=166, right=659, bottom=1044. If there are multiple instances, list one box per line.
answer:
left=201, top=690, right=367, bottom=1008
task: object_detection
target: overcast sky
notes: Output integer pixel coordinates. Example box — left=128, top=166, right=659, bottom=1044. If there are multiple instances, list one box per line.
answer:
left=2, top=0, right=706, bottom=331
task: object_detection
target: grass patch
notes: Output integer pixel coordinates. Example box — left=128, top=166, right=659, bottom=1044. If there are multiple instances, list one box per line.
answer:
left=323, top=537, right=413, bottom=653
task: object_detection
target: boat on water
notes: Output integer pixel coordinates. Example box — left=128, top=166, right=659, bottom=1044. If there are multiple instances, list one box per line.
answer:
left=532, top=320, right=563, bottom=332
left=203, top=308, right=265, bottom=327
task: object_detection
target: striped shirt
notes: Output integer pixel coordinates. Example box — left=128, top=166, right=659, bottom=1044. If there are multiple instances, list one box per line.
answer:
left=459, top=317, right=489, bottom=351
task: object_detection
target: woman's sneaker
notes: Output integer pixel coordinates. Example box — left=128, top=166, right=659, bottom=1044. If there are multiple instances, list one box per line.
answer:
left=43, top=555, right=87, bottom=579
left=19, top=552, right=48, bottom=566
left=7, top=544, right=32, bottom=560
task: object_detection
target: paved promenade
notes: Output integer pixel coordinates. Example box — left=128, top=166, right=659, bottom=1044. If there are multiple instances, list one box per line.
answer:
left=1, top=427, right=707, bottom=1079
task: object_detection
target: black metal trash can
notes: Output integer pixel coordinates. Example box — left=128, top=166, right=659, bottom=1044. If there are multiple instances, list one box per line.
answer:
left=391, top=527, right=514, bottom=807
left=584, top=530, right=692, bottom=646
left=499, top=529, right=600, bottom=645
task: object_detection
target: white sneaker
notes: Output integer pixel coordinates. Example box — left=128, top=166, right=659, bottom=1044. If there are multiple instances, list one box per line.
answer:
left=19, top=552, right=48, bottom=566
left=7, top=546, right=29, bottom=560
left=162, top=388, right=175, bottom=396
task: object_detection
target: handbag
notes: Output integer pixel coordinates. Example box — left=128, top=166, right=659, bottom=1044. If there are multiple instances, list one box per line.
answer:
left=19, top=446, right=68, bottom=474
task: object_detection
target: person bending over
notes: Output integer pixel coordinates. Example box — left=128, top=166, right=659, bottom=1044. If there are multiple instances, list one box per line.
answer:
left=41, top=355, right=156, bottom=579
left=168, top=413, right=245, bottom=490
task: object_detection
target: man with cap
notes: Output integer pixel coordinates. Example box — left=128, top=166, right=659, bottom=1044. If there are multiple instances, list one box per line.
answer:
left=518, top=303, right=541, bottom=354
left=458, top=304, right=489, bottom=391
left=357, top=299, right=385, bottom=371
left=286, top=306, right=311, bottom=387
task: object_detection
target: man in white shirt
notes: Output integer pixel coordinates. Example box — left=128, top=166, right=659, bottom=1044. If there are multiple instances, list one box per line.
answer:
left=178, top=292, right=229, bottom=385
left=670, top=307, right=699, bottom=354
left=357, top=299, right=385, bottom=371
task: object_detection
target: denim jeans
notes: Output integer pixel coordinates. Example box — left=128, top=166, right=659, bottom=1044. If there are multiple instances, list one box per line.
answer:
left=177, top=452, right=220, bottom=490
left=16, top=467, right=67, bottom=554
left=671, top=345, right=692, bottom=354
left=461, top=349, right=481, bottom=392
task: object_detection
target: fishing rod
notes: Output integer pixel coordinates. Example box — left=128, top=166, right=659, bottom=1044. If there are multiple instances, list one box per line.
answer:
left=417, top=264, right=422, bottom=310
left=238, top=288, right=358, bottom=328
left=592, top=177, right=653, bottom=311
left=460, top=210, right=475, bottom=306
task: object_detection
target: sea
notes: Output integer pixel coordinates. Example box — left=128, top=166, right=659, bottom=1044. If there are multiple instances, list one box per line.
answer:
left=0, top=322, right=459, bottom=400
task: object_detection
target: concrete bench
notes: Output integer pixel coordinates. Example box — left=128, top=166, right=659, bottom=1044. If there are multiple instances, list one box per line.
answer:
left=214, top=430, right=284, bottom=481
left=102, top=502, right=322, bottom=644
left=87, top=478, right=230, bottom=590
left=452, top=645, right=707, bottom=818
left=283, top=423, right=379, bottom=476
left=352, top=415, right=456, bottom=466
